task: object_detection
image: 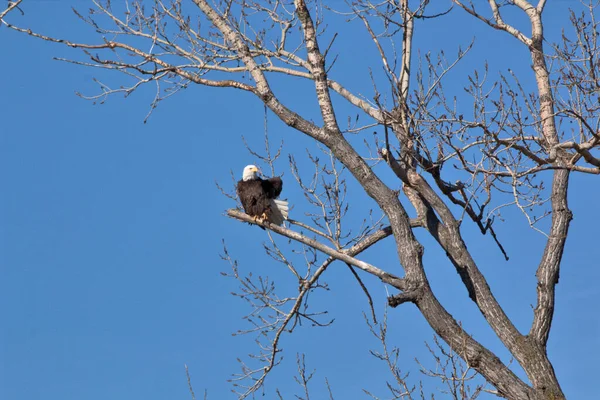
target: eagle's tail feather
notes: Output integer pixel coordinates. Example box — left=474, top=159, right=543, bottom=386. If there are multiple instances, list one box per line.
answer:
left=270, top=199, right=289, bottom=225
left=274, top=199, right=289, bottom=218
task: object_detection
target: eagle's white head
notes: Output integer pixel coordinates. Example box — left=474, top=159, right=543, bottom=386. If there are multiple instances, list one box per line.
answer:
left=242, top=165, right=260, bottom=181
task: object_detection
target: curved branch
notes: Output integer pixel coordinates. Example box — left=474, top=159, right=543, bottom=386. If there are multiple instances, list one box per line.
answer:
left=453, top=0, right=532, bottom=46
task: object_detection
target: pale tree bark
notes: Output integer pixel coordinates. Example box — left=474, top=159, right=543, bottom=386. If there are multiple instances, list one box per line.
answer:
left=0, top=0, right=23, bottom=22
left=4, top=0, right=599, bottom=398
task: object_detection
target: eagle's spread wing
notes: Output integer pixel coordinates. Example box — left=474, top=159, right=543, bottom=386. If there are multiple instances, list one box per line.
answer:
left=261, top=177, right=283, bottom=198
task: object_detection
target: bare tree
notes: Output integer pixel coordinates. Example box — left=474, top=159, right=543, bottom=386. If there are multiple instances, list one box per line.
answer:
left=4, top=0, right=600, bottom=399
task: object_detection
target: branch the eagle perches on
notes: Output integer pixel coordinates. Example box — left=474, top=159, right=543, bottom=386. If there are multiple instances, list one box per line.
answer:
left=227, top=208, right=422, bottom=306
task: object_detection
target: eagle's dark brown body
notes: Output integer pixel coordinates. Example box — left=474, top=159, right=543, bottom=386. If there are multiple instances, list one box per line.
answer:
left=237, top=177, right=283, bottom=220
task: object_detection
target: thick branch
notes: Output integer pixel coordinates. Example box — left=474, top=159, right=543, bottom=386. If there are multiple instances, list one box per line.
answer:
left=530, top=170, right=572, bottom=345
left=294, top=0, right=340, bottom=133
left=399, top=0, right=414, bottom=101
left=457, top=2, right=569, bottom=397
left=382, top=149, right=534, bottom=369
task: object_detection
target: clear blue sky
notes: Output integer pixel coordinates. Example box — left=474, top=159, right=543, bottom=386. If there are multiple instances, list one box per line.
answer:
left=1, top=1, right=598, bottom=399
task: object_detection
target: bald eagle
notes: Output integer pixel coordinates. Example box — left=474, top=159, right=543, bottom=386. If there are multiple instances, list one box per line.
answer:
left=237, top=165, right=289, bottom=226
left=236, top=165, right=289, bottom=225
